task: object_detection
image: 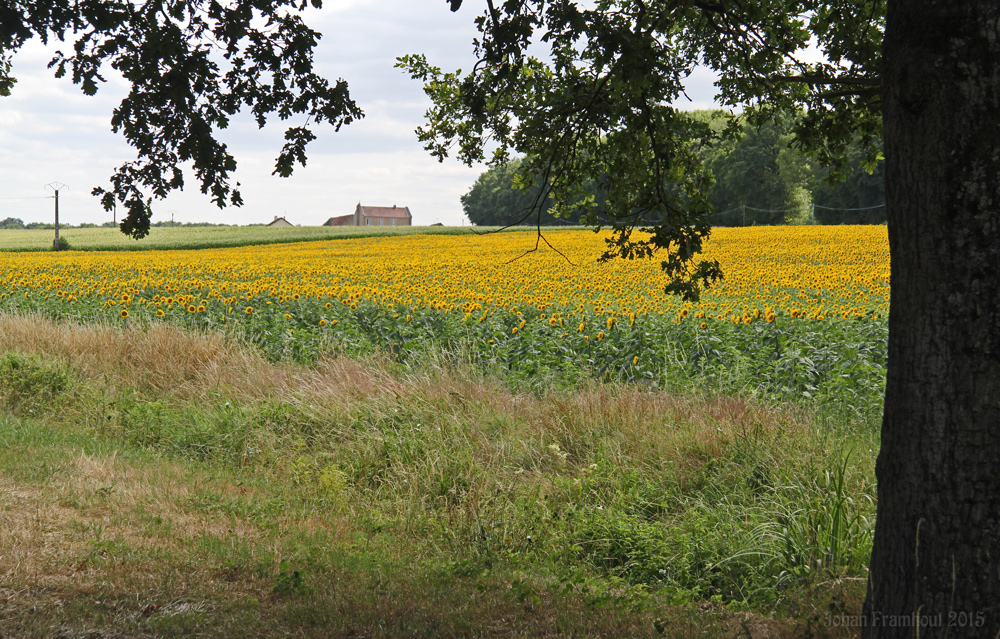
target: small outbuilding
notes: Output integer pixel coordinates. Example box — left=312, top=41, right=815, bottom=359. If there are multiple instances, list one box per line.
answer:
left=323, top=214, right=355, bottom=227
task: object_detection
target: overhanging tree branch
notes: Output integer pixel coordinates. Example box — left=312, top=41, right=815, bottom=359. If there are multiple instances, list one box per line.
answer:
left=4, top=0, right=363, bottom=239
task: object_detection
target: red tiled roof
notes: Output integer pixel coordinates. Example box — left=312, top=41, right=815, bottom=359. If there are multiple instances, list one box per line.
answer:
left=324, top=215, right=354, bottom=226
left=360, top=205, right=411, bottom=219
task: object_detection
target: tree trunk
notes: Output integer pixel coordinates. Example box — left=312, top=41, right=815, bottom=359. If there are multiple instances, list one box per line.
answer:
left=863, top=1, right=1000, bottom=637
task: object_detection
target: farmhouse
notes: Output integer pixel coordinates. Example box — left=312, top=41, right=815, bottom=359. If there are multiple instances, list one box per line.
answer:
left=336, top=204, right=413, bottom=227
left=267, top=216, right=293, bottom=227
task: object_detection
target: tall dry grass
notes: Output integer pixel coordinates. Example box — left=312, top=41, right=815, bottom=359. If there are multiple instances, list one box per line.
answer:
left=0, top=313, right=421, bottom=403
left=0, top=312, right=869, bottom=638
left=0, top=312, right=815, bottom=460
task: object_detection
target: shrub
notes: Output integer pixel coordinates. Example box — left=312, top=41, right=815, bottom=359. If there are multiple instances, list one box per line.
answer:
left=0, top=352, right=72, bottom=413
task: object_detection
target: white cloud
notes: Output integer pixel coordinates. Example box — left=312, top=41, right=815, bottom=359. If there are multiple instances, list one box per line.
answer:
left=0, top=0, right=492, bottom=227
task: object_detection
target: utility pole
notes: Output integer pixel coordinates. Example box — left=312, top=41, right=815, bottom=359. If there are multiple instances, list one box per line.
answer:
left=45, top=182, right=67, bottom=250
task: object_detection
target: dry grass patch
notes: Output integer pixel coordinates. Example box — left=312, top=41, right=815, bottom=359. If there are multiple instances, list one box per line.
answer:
left=0, top=313, right=495, bottom=408
left=0, top=437, right=329, bottom=636
left=0, top=313, right=270, bottom=399
left=0, top=452, right=265, bottom=584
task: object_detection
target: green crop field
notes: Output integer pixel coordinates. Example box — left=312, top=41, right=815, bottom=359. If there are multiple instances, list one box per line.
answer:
left=0, top=223, right=528, bottom=252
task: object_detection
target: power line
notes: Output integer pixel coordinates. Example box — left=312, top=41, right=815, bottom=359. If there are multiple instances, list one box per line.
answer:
left=718, top=203, right=885, bottom=214
left=813, top=203, right=886, bottom=211
left=714, top=202, right=886, bottom=225
left=744, top=205, right=806, bottom=213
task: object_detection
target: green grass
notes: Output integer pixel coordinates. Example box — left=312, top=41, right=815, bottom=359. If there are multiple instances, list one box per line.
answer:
left=0, top=314, right=873, bottom=638
left=0, top=224, right=568, bottom=252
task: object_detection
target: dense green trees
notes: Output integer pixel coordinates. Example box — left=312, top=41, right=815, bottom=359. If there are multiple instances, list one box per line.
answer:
left=462, top=158, right=554, bottom=226
left=811, top=141, right=886, bottom=224
left=462, top=112, right=885, bottom=227
left=461, top=157, right=603, bottom=226
left=703, top=112, right=886, bottom=225
left=700, top=114, right=792, bottom=225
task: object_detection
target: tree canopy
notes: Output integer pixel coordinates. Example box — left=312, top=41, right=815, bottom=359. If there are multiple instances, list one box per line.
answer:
left=463, top=111, right=886, bottom=228
left=462, top=158, right=554, bottom=226
left=0, top=0, right=361, bottom=238
left=401, top=0, right=882, bottom=299
left=462, top=156, right=603, bottom=226
left=699, top=110, right=886, bottom=225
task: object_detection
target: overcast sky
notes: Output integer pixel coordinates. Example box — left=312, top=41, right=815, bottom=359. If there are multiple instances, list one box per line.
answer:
left=0, top=0, right=721, bottom=227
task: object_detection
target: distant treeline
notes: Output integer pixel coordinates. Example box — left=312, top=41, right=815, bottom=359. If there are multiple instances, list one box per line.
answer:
left=0, top=219, right=238, bottom=230
left=461, top=110, right=885, bottom=227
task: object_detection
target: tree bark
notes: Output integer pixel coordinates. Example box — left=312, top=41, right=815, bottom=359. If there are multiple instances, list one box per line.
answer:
left=863, top=1, right=1000, bottom=637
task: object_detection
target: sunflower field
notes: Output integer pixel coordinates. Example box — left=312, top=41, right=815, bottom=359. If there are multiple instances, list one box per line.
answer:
left=0, top=225, right=889, bottom=416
